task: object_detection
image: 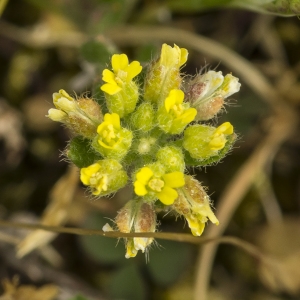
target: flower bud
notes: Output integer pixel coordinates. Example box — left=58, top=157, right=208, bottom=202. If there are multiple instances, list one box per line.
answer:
left=183, top=122, right=234, bottom=160
left=144, top=44, right=188, bottom=104
left=77, top=97, right=103, bottom=124
left=115, top=200, right=156, bottom=258
left=80, top=159, right=128, bottom=196
left=47, top=108, right=67, bottom=122
left=130, top=102, right=155, bottom=132
left=48, top=90, right=103, bottom=139
left=101, top=54, right=142, bottom=118
left=156, top=146, right=185, bottom=172
left=185, top=71, right=241, bottom=121
left=157, top=89, right=197, bottom=134
left=174, top=175, right=219, bottom=236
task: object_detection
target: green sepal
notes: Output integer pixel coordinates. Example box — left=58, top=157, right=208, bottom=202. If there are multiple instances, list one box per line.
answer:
left=156, top=145, right=185, bottom=172
left=184, top=134, right=236, bottom=166
left=105, top=81, right=139, bottom=118
left=130, top=102, right=155, bottom=132
left=67, top=136, right=101, bottom=168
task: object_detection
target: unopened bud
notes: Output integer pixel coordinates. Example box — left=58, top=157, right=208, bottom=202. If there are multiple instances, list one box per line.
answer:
left=115, top=200, right=156, bottom=258
left=174, top=175, right=218, bottom=236
left=183, top=122, right=234, bottom=160
left=185, top=71, right=240, bottom=121
left=47, top=108, right=67, bottom=122
left=144, top=44, right=188, bottom=104
left=77, top=97, right=103, bottom=124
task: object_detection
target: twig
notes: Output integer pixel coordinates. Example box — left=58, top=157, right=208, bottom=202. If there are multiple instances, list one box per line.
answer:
left=254, top=171, right=283, bottom=224
left=0, top=219, right=272, bottom=262
left=194, top=108, right=297, bottom=299
left=0, top=21, right=289, bottom=110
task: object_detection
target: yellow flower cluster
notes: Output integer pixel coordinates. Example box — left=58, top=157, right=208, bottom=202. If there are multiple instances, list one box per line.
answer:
left=48, top=43, right=240, bottom=258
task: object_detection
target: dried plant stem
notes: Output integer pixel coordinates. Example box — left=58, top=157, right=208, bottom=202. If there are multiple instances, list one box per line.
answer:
left=194, top=110, right=297, bottom=300
left=0, top=21, right=288, bottom=110
left=254, top=171, right=283, bottom=224
left=0, top=219, right=271, bottom=261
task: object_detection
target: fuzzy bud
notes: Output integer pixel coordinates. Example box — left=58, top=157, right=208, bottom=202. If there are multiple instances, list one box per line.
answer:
left=185, top=71, right=241, bottom=121
left=115, top=200, right=156, bottom=258
left=174, top=175, right=219, bottom=236
left=80, top=159, right=128, bottom=196
left=156, top=145, right=185, bottom=172
left=183, top=122, right=234, bottom=160
left=144, top=44, right=188, bottom=104
left=48, top=90, right=103, bottom=139
left=130, top=102, right=155, bottom=132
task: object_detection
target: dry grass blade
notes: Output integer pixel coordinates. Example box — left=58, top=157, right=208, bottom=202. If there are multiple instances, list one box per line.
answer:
left=194, top=108, right=298, bottom=299
left=16, top=165, right=79, bottom=258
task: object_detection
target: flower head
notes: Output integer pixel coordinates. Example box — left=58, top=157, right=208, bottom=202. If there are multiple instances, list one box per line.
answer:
left=186, top=71, right=241, bottom=121
left=80, top=159, right=128, bottom=196
left=115, top=200, right=156, bottom=258
left=174, top=175, right=219, bottom=236
left=93, top=113, right=132, bottom=160
left=158, top=89, right=197, bottom=134
left=183, top=122, right=234, bottom=160
left=144, top=44, right=188, bottom=103
left=101, top=54, right=142, bottom=95
left=134, top=166, right=185, bottom=205
left=47, top=89, right=102, bottom=138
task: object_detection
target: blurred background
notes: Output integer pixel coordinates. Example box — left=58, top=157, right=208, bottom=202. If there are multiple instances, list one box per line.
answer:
left=0, top=0, right=300, bottom=299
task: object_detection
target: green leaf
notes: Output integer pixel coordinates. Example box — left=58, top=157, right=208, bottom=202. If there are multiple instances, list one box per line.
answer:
left=80, top=40, right=111, bottom=64
left=79, top=213, right=125, bottom=264
left=67, top=136, right=101, bottom=168
left=109, top=264, right=147, bottom=300
left=147, top=240, right=193, bottom=286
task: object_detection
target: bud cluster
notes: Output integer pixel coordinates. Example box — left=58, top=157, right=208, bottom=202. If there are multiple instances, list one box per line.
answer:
left=47, top=43, right=241, bottom=258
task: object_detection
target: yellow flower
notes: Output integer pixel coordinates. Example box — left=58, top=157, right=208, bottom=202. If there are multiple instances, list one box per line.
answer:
left=164, top=89, right=197, bottom=129
left=80, top=162, right=108, bottom=195
left=101, top=54, right=142, bottom=95
left=134, top=167, right=185, bottom=205
left=80, top=159, right=128, bottom=196
left=174, top=175, right=219, bottom=236
left=160, top=44, right=188, bottom=68
left=209, top=122, right=233, bottom=151
left=97, top=113, right=121, bottom=149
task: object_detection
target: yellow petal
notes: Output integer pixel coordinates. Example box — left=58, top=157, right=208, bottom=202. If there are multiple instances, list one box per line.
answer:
left=112, top=54, right=129, bottom=72
left=164, top=93, right=177, bottom=112
left=134, top=181, right=148, bottom=196
left=102, top=69, right=116, bottom=84
left=165, top=89, right=185, bottom=112
left=157, top=186, right=178, bottom=205
left=98, top=139, right=114, bottom=149
left=179, top=108, right=197, bottom=124
left=179, top=48, right=188, bottom=66
left=58, top=89, right=73, bottom=101
left=162, top=172, right=185, bottom=188
left=136, top=167, right=153, bottom=185
left=80, top=163, right=100, bottom=185
left=104, top=113, right=120, bottom=129
left=209, top=136, right=226, bottom=150
left=215, top=122, right=233, bottom=135
left=126, top=61, right=142, bottom=81
left=100, top=83, right=121, bottom=95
